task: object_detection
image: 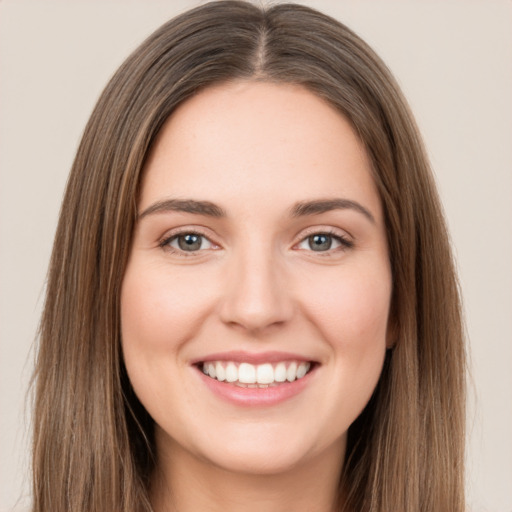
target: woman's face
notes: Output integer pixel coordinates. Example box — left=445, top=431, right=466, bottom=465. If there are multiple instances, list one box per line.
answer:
left=121, top=81, right=392, bottom=475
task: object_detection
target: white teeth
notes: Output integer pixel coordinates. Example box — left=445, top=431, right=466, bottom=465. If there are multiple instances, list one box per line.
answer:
left=256, top=363, right=274, bottom=384
left=274, top=362, right=287, bottom=382
left=296, top=362, right=308, bottom=379
left=238, top=363, right=256, bottom=384
left=286, top=362, right=297, bottom=382
left=215, top=362, right=226, bottom=381
left=201, top=360, right=312, bottom=386
left=225, top=362, right=238, bottom=382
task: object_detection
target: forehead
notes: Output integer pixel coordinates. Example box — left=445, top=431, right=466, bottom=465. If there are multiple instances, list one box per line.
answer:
left=140, top=80, right=382, bottom=222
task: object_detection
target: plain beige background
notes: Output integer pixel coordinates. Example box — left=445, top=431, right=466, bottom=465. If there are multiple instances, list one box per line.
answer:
left=1, top=1, right=511, bottom=511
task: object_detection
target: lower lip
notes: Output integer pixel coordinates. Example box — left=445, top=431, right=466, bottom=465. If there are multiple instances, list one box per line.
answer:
left=195, top=366, right=316, bottom=407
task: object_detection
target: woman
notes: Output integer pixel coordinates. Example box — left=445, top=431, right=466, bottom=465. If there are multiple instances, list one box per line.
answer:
left=32, top=1, right=466, bottom=511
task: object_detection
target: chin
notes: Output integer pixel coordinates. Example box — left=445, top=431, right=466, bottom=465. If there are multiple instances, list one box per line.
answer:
left=185, top=422, right=340, bottom=476
left=204, top=445, right=311, bottom=476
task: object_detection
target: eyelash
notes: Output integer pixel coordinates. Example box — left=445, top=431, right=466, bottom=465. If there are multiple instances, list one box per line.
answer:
left=297, top=228, right=354, bottom=255
left=159, top=228, right=354, bottom=257
left=159, top=229, right=214, bottom=257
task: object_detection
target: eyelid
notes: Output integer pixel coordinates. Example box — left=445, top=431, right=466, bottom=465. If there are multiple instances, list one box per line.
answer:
left=159, top=227, right=220, bottom=255
left=293, top=226, right=354, bottom=253
left=157, top=225, right=353, bottom=257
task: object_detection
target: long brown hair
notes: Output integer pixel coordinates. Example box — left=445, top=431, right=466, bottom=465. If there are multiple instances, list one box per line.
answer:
left=32, top=2, right=466, bottom=511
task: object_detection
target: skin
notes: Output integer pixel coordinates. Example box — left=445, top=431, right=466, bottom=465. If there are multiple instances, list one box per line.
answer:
left=121, top=81, right=392, bottom=512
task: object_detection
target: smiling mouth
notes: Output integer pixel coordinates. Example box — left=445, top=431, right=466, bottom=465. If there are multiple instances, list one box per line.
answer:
left=198, top=360, right=315, bottom=388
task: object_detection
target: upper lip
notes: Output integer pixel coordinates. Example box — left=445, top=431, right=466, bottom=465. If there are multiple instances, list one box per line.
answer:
left=190, top=350, right=317, bottom=365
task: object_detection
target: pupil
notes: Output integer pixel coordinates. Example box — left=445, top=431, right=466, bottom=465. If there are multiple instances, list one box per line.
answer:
left=179, top=234, right=201, bottom=251
left=310, top=234, right=331, bottom=251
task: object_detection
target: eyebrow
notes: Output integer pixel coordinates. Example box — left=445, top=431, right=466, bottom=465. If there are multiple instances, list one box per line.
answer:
left=289, top=198, right=375, bottom=223
left=138, top=197, right=375, bottom=223
left=138, top=199, right=226, bottom=219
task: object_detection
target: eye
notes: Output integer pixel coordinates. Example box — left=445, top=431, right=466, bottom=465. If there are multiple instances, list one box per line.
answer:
left=160, top=231, right=215, bottom=254
left=296, top=231, right=353, bottom=252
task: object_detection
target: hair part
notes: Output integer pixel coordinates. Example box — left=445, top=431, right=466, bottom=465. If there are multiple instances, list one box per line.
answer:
left=32, top=2, right=465, bottom=511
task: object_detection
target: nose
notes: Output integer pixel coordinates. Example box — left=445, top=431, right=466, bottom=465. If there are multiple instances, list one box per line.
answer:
left=219, top=245, right=294, bottom=334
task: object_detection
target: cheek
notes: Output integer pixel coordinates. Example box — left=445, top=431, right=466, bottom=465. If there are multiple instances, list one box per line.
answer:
left=119, top=261, right=218, bottom=423
left=307, top=265, right=391, bottom=425
left=301, top=261, right=391, bottom=397
left=120, top=262, right=215, bottom=355
left=300, top=262, right=392, bottom=346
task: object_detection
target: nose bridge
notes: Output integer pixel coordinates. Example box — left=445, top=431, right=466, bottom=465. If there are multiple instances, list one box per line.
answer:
left=219, top=237, right=293, bottom=332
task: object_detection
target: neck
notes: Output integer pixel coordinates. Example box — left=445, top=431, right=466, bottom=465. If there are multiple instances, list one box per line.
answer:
left=151, top=436, right=346, bottom=512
